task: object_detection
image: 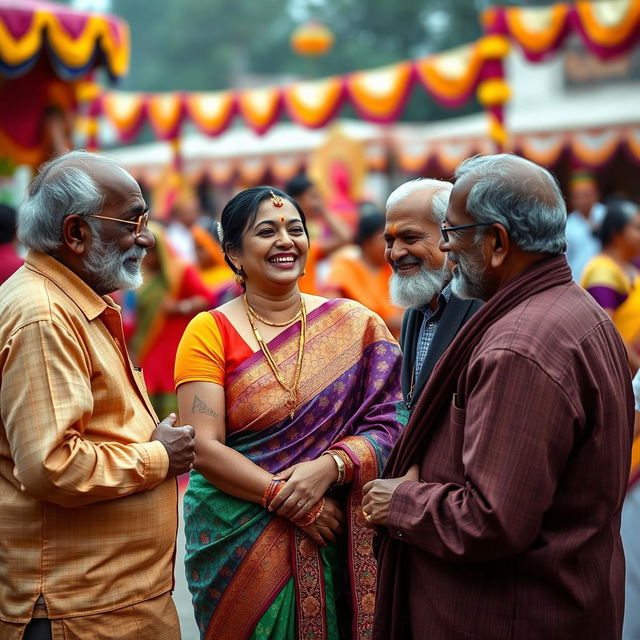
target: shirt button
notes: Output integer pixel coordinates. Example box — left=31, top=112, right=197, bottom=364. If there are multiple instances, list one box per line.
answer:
left=396, top=531, right=404, bottom=538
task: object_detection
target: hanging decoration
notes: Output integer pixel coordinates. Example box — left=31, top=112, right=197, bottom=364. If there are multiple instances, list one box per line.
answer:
left=483, top=0, right=640, bottom=61
left=75, top=0, right=640, bottom=178
left=290, top=21, right=334, bottom=57
left=186, top=92, right=237, bottom=137
left=0, top=1, right=129, bottom=166
left=283, top=77, right=344, bottom=128
left=98, top=34, right=509, bottom=145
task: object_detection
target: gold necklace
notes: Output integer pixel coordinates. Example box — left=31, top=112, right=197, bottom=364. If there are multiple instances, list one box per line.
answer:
left=244, top=295, right=302, bottom=327
left=244, top=295, right=306, bottom=419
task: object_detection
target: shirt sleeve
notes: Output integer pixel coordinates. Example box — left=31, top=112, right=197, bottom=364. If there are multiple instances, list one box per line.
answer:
left=387, top=348, right=578, bottom=562
left=1, top=320, right=169, bottom=508
left=174, top=311, right=225, bottom=388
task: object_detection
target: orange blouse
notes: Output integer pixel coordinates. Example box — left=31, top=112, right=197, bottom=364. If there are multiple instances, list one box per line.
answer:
left=175, top=310, right=253, bottom=388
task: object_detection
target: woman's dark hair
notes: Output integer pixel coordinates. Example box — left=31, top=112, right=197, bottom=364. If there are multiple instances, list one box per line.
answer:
left=219, top=186, right=309, bottom=274
left=599, top=200, right=639, bottom=247
left=355, top=211, right=385, bottom=246
left=285, top=174, right=313, bottom=199
left=0, top=204, right=17, bottom=244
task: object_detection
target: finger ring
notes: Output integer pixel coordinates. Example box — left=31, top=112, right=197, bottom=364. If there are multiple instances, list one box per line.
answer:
left=362, top=509, right=371, bottom=520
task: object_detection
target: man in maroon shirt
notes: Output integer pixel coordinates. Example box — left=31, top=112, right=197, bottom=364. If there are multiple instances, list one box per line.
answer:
left=0, top=204, right=22, bottom=284
left=364, top=154, right=633, bottom=639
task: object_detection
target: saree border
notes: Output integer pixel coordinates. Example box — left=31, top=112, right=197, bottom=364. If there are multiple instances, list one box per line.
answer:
left=292, top=527, right=328, bottom=640
left=339, top=435, right=380, bottom=640
left=205, top=516, right=292, bottom=640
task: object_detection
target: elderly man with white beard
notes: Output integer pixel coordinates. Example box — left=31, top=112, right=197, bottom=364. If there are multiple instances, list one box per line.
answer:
left=0, top=151, right=195, bottom=640
left=383, top=178, right=482, bottom=417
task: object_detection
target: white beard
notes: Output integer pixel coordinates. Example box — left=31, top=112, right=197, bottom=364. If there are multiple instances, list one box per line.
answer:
left=389, top=262, right=451, bottom=308
left=84, top=235, right=146, bottom=293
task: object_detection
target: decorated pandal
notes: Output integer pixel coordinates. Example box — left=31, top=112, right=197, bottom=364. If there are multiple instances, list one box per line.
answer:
left=0, top=0, right=129, bottom=167
left=93, top=0, right=640, bottom=189
left=2, top=0, right=640, bottom=181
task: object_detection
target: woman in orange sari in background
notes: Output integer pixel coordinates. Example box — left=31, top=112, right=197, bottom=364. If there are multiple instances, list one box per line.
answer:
left=324, top=211, right=403, bottom=337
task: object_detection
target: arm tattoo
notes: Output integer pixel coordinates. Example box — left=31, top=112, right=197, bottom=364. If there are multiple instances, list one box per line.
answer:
left=191, top=394, right=219, bottom=418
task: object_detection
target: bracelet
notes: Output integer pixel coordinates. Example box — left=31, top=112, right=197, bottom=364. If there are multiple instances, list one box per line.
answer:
left=261, top=477, right=284, bottom=509
left=294, top=497, right=325, bottom=527
left=333, top=448, right=354, bottom=484
left=322, top=451, right=345, bottom=485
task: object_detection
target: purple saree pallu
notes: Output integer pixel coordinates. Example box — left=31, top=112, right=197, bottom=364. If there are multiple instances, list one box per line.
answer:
left=183, top=299, right=404, bottom=639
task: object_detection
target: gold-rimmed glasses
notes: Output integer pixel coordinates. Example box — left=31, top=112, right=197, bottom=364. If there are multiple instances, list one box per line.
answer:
left=85, top=211, right=149, bottom=238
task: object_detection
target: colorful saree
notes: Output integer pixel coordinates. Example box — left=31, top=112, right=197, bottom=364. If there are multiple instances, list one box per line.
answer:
left=582, top=254, right=640, bottom=489
left=182, top=299, right=403, bottom=639
left=582, top=253, right=640, bottom=342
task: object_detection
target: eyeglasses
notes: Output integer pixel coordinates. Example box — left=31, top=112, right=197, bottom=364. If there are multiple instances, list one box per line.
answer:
left=86, top=212, right=149, bottom=238
left=440, top=221, right=495, bottom=243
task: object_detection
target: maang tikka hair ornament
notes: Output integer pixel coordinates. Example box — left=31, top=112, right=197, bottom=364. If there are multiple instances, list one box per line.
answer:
left=270, top=190, right=284, bottom=208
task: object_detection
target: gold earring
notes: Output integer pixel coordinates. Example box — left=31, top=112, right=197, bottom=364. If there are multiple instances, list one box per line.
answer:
left=234, top=272, right=244, bottom=285
left=299, top=269, right=307, bottom=277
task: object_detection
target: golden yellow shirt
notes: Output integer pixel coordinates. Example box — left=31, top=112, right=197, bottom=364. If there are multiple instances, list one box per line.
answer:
left=0, top=250, right=174, bottom=624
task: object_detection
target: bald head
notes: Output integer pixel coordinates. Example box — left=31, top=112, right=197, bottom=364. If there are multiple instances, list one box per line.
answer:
left=453, top=154, right=566, bottom=255
left=386, top=178, right=452, bottom=225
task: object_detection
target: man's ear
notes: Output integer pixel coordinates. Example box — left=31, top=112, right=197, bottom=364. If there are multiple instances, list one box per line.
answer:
left=61, top=215, right=89, bottom=256
left=489, top=223, right=510, bottom=269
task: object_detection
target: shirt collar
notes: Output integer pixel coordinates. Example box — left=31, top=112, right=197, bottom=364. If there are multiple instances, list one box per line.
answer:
left=418, top=282, right=452, bottom=316
left=25, top=250, right=119, bottom=321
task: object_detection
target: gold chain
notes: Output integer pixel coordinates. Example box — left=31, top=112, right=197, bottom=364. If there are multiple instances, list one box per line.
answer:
left=244, top=295, right=306, bottom=419
left=244, top=295, right=302, bottom=327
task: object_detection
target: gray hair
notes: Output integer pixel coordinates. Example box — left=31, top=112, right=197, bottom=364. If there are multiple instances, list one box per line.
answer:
left=455, top=154, right=566, bottom=254
left=386, top=178, right=453, bottom=225
left=18, top=150, right=123, bottom=253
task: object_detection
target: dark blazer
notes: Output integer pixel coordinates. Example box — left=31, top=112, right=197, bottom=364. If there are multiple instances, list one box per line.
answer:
left=399, top=293, right=481, bottom=408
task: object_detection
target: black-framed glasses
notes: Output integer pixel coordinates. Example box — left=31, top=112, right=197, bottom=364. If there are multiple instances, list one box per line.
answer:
left=86, top=211, right=149, bottom=238
left=440, top=221, right=495, bottom=243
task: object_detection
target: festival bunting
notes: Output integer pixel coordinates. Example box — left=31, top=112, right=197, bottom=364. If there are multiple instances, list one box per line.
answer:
left=40, top=0, right=640, bottom=175
left=484, top=0, right=640, bottom=61
left=283, top=77, right=345, bottom=128
left=147, top=93, right=185, bottom=141
left=186, top=92, right=237, bottom=137
left=101, top=92, right=147, bottom=142
left=99, top=35, right=508, bottom=145
left=238, top=87, right=283, bottom=135
left=346, top=62, right=414, bottom=123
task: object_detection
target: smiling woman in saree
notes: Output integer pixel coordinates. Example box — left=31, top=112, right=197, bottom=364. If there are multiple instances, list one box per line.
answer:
left=174, top=186, right=403, bottom=640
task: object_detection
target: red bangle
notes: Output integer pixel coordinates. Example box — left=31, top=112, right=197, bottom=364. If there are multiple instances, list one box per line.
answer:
left=294, top=497, right=325, bottom=527
left=261, top=478, right=284, bottom=509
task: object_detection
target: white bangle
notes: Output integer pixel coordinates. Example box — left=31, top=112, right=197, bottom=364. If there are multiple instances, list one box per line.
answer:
left=323, top=450, right=345, bottom=485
